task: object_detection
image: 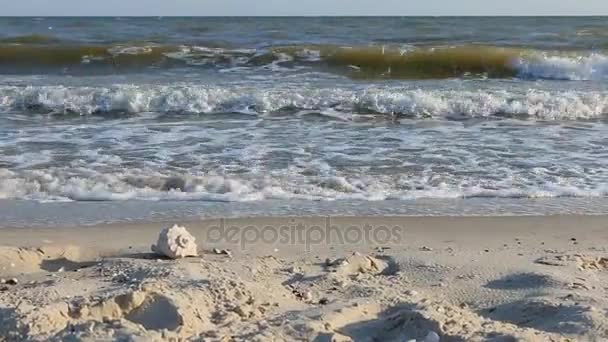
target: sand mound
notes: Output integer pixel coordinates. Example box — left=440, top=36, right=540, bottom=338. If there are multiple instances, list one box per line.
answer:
left=307, top=299, right=571, bottom=342
left=0, top=245, right=98, bottom=276
left=0, top=253, right=299, bottom=341
left=327, top=253, right=394, bottom=276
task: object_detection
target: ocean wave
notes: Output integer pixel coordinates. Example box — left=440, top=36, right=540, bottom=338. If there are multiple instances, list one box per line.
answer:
left=0, top=34, right=62, bottom=44
left=1, top=84, right=608, bottom=120
left=513, top=53, right=608, bottom=81
left=1, top=168, right=607, bottom=202
left=0, top=44, right=177, bottom=69
left=1, top=42, right=608, bottom=80
left=320, top=46, right=608, bottom=81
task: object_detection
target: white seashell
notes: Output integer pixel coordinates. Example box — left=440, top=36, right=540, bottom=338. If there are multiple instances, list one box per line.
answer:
left=151, top=224, right=198, bottom=259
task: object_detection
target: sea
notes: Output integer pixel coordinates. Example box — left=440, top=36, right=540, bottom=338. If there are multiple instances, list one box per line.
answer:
left=2, top=17, right=608, bottom=227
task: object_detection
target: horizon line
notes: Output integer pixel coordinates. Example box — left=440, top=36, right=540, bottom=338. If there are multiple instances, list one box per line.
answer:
left=2, top=15, right=608, bottom=17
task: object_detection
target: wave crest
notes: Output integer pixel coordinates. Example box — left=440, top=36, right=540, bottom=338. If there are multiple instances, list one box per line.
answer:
left=1, top=42, right=608, bottom=80
left=1, top=168, right=607, bottom=202
left=1, top=85, right=607, bottom=120
left=513, top=53, right=608, bottom=81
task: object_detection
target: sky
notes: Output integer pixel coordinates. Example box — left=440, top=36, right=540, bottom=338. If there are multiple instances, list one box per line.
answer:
left=2, top=0, right=608, bottom=16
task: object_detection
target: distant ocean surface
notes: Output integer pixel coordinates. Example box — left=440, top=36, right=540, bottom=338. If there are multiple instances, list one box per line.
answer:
left=2, top=17, right=608, bottom=225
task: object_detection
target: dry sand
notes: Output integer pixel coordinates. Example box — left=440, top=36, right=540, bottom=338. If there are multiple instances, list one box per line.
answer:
left=1, top=215, right=607, bottom=341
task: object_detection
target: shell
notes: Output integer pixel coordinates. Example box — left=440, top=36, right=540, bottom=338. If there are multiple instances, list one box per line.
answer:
left=151, top=224, right=198, bottom=259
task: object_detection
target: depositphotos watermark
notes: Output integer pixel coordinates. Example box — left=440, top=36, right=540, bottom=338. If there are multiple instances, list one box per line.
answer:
left=206, top=217, right=404, bottom=251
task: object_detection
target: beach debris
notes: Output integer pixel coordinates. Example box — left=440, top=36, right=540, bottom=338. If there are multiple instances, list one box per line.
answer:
left=286, top=266, right=301, bottom=274
left=375, top=246, right=391, bottom=253
left=3, top=278, right=18, bottom=285
left=405, top=290, right=418, bottom=296
left=151, top=224, right=198, bottom=259
left=424, top=331, right=440, bottom=342
left=213, top=248, right=233, bottom=258
left=570, top=282, right=589, bottom=290
left=420, top=246, right=433, bottom=252
left=291, top=286, right=313, bottom=302
left=318, top=297, right=330, bottom=305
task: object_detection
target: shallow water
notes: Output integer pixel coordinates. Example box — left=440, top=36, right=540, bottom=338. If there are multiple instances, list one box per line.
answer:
left=1, top=17, right=608, bottom=222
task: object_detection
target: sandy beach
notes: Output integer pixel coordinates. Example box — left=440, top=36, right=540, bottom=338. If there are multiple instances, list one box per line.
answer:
left=1, top=215, right=606, bottom=341
left=3, top=13, right=608, bottom=342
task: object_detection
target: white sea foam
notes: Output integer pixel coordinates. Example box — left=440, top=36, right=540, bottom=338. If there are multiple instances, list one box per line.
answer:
left=108, top=46, right=154, bottom=56
left=514, top=53, right=608, bottom=81
left=1, top=84, right=608, bottom=120
left=1, top=167, right=607, bottom=202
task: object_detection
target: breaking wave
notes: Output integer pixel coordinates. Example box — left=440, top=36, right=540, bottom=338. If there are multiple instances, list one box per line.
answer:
left=1, top=40, right=608, bottom=80
left=1, top=168, right=607, bottom=202
left=2, top=84, right=608, bottom=120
